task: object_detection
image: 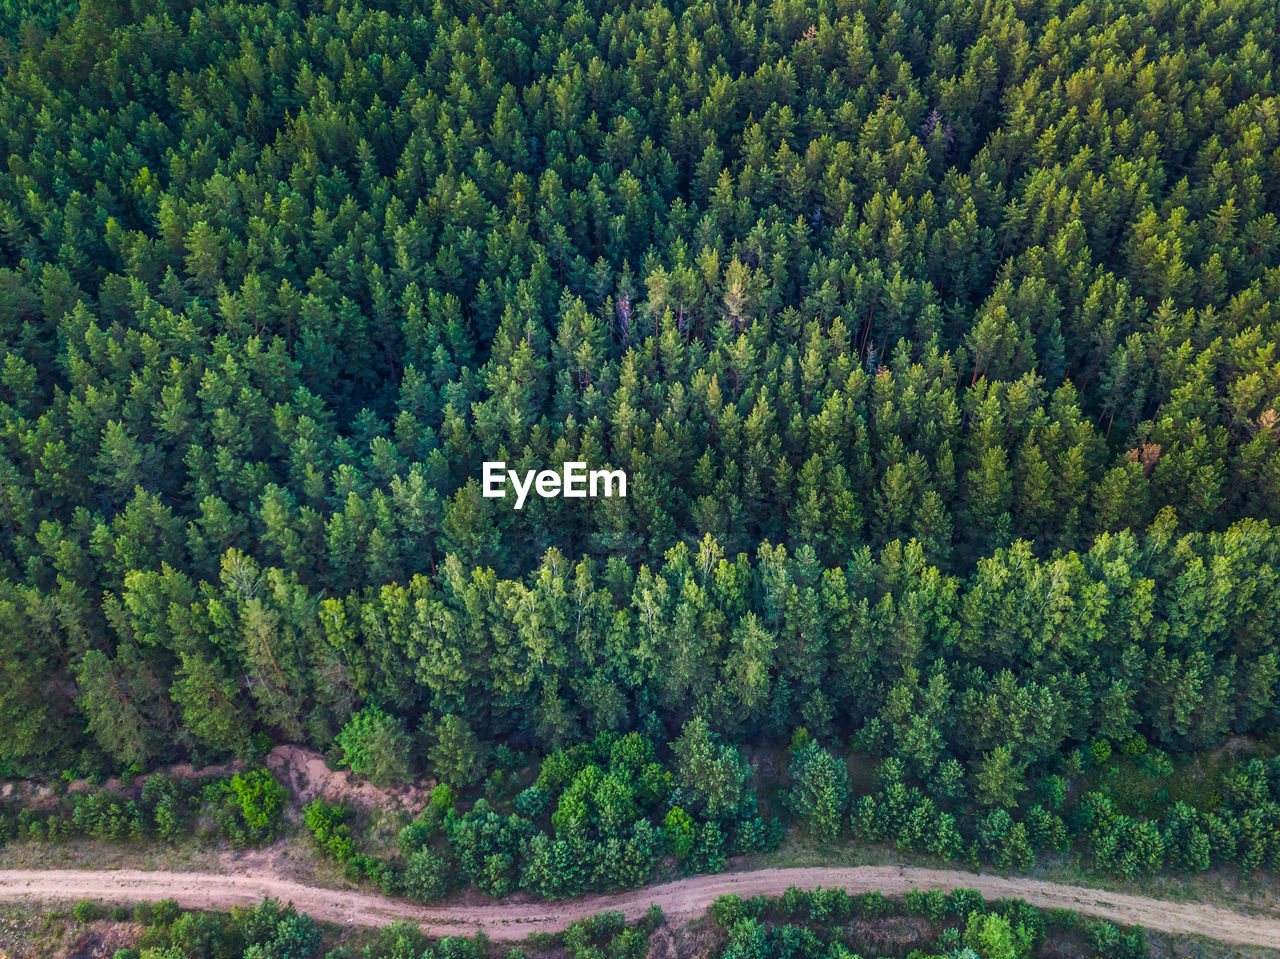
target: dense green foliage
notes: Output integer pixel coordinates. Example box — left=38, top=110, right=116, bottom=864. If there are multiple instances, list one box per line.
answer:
left=319, top=729, right=779, bottom=900
left=9, top=734, right=1280, bottom=903
left=304, top=796, right=359, bottom=862
left=788, top=740, right=852, bottom=842
left=97, top=900, right=662, bottom=959
left=2, top=0, right=1280, bottom=904
left=0, top=769, right=287, bottom=846
left=68, top=890, right=1151, bottom=959
left=301, top=735, right=1280, bottom=900
left=107, top=898, right=322, bottom=959
left=229, top=766, right=289, bottom=839
left=708, top=886, right=1147, bottom=959
left=335, top=706, right=413, bottom=786
left=806, top=738, right=1280, bottom=882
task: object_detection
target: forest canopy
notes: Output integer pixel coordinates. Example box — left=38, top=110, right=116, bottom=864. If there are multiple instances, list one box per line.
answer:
left=0, top=0, right=1278, bottom=780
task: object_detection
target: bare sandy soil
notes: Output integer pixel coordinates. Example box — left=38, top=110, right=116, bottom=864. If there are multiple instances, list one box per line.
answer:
left=264, top=744, right=432, bottom=811
left=0, top=865, right=1278, bottom=947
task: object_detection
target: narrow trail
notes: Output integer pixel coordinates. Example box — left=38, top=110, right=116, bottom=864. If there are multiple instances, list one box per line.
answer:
left=1, top=866, right=1277, bottom=947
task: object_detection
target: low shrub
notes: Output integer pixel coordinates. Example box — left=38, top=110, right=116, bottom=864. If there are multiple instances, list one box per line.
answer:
left=73, top=899, right=103, bottom=922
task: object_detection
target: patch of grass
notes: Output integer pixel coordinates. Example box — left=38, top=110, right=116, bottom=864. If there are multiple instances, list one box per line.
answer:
left=0, top=836, right=217, bottom=872
left=741, top=835, right=913, bottom=870
left=359, top=805, right=415, bottom=858
left=744, top=744, right=791, bottom=823
left=1082, top=743, right=1262, bottom=819
left=1080, top=752, right=1239, bottom=819
left=1144, top=930, right=1277, bottom=959
left=0, top=820, right=358, bottom=892
left=844, top=753, right=880, bottom=795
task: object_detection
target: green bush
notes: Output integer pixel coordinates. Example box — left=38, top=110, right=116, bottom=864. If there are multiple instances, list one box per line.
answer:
left=1089, top=739, right=1114, bottom=767
left=904, top=888, right=947, bottom=923
left=851, top=891, right=891, bottom=919
left=337, top=707, right=413, bottom=786
left=947, top=889, right=987, bottom=918
left=229, top=768, right=287, bottom=842
left=303, top=798, right=356, bottom=862
left=730, top=815, right=780, bottom=855
left=963, top=910, right=1034, bottom=959
left=73, top=899, right=103, bottom=922
left=402, top=846, right=452, bottom=901
left=786, top=742, right=850, bottom=842
left=119, top=898, right=322, bottom=958
left=430, top=784, right=456, bottom=814
left=1089, top=920, right=1148, bottom=959
left=514, top=786, right=548, bottom=820
left=804, top=887, right=852, bottom=922
left=685, top=820, right=726, bottom=875
left=662, top=807, right=695, bottom=859
left=710, top=895, right=749, bottom=927
left=138, top=898, right=181, bottom=927
left=1027, top=804, right=1068, bottom=853
left=428, top=714, right=486, bottom=789
left=1035, top=774, right=1068, bottom=810
left=397, top=816, right=437, bottom=857
left=345, top=853, right=392, bottom=889
left=977, top=809, right=1034, bottom=870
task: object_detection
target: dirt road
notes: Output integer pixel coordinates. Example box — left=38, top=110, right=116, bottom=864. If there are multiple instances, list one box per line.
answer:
left=1, top=866, right=1277, bottom=947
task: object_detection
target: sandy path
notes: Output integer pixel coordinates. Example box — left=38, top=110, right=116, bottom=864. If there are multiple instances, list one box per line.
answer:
left=1, top=866, right=1278, bottom=947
